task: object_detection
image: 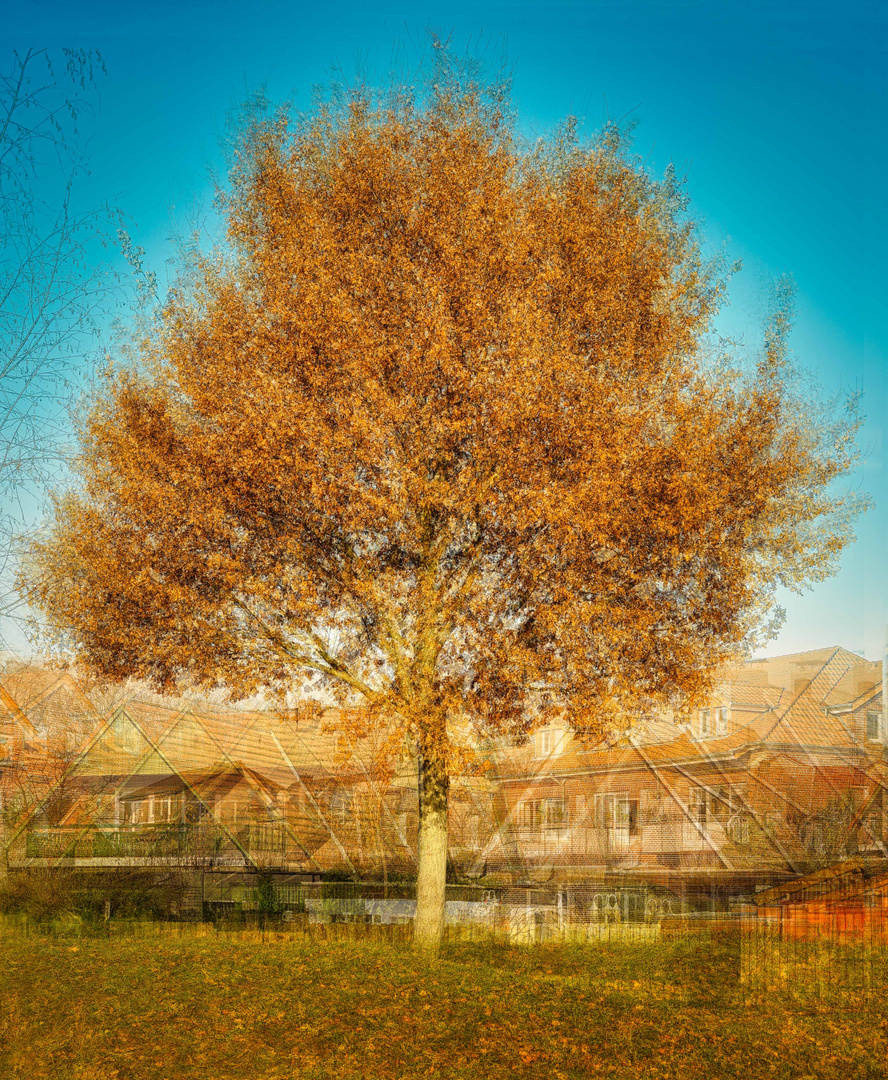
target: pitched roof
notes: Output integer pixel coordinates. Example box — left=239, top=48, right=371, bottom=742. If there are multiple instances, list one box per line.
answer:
left=758, top=649, right=882, bottom=755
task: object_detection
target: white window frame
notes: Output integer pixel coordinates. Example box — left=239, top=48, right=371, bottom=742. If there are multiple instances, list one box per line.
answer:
left=543, top=797, right=566, bottom=827
left=688, top=785, right=708, bottom=826
left=330, top=790, right=352, bottom=824
left=593, top=792, right=634, bottom=852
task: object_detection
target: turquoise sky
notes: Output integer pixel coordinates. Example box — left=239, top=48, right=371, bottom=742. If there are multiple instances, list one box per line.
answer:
left=6, top=0, right=886, bottom=660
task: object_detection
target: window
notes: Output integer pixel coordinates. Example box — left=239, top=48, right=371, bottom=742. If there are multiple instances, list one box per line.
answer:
left=867, top=710, right=883, bottom=742
left=862, top=790, right=883, bottom=843
left=593, top=793, right=637, bottom=854
left=697, top=709, right=711, bottom=737
left=536, top=727, right=563, bottom=757
left=594, top=793, right=613, bottom=828
left=593, top=793, right=638, bottom=835
left=688, top=786, right=708, bottom=826
left=330, top=790, right=352, bottom=824
left=708, top=786, right=731, bottom=820
left=122, top=799, right=145, bottom=825
left=728, top=816, right=750, bottom=844
left=687, top=784, right=733, bottom=824
left=617, top=797, right=638, bottom=835
left=519, top=798, right=566, bottom=828
left=714, top=708, right=728, bottom=736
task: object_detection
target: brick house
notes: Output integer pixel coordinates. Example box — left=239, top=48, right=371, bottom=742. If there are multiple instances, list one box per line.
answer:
left=479, top=647, right=886, bottom=900
left=2, top=647, right=885, bottom=908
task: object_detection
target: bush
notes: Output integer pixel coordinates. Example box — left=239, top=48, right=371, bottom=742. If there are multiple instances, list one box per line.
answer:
left=318, top=895, right=368, bottom=923
left=0, top=868, right=77, bottom=923
left=256, top=873, right=284, bottom=921
left=0, top=869, right=187, bottom=924
left=320, top=869, right=355, bottom=883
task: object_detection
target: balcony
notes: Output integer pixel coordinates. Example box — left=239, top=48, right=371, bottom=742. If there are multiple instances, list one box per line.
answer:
left=22, top=822, right=298, bottom=862
left=24, top=824, right=222, bottom=860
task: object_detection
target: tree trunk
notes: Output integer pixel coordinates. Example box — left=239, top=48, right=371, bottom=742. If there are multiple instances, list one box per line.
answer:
left=376, top=794, right=388, bottom=898
left=414, top=752, right=449, bottom=952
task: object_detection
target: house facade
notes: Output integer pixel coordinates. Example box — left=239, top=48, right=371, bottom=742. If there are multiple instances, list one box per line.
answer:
left=2, top=646, right=885, bottom=908
left=483, top=647, right=886, bottom=901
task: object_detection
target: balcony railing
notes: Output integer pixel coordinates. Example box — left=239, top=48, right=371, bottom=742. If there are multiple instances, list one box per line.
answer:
left=23, top=822, right=293, bottom=861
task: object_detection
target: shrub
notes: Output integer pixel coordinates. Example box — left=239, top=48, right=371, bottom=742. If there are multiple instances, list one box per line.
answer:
left=0, top=869, right=187, bottom=924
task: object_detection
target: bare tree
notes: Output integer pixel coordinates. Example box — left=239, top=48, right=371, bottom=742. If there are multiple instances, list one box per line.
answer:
left=0, top=48, right=114, bottom=648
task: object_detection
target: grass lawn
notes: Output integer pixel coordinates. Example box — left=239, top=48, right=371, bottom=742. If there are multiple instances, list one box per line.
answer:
left=1, top=930, right=885, bottom=1079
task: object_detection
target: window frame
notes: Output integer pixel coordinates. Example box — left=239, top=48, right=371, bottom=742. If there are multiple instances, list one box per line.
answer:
left=330, top=789, right=353, bottom=824
left=519, top=796, right=567, bottom=829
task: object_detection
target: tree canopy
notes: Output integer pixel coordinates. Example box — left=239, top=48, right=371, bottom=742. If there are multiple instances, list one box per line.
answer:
left=24, top=64, right=865, bottom=947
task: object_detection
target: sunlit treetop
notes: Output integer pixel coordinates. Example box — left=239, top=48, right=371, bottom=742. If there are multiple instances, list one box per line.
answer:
left=27, top=60, right=865, bottom=763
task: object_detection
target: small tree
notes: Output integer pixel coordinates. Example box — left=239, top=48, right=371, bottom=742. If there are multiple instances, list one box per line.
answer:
left=1, top=48, right=114, bottom=646
left=25, top=49, right=865, bottom=951
left=791, top=793, right=865, bottom=870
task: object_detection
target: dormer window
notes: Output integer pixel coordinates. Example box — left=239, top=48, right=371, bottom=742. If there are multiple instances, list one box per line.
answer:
left=698, top=707, right=728, bottom=738
left=536, top=726, right=564, bottom=758
left=330, top=790, right=352, bottom=824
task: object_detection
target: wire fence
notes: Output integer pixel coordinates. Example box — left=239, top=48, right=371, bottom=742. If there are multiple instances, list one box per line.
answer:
left=0, top=906, right=737, bottom=948
left=5, top=899, right=887, bottom=1002
left=740, top=905, right=888, bottom=999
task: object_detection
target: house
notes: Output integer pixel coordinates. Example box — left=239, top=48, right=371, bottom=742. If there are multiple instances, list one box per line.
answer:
left=1, top=664, right=102, bottom=833
left=479, top=647, right=886, bottom=904
left=743, top=853, right=888, bottom=986
left=2, top=647, right=885, bottom=912
left=2, top=686, right=423, bottom=880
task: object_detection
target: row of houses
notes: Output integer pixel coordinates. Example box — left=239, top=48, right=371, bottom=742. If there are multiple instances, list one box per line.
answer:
left=1, top=645, right=886, bottom=907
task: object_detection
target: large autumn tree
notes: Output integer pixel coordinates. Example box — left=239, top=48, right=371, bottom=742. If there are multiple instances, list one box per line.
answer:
left=24, top=64, right=864, bottom=949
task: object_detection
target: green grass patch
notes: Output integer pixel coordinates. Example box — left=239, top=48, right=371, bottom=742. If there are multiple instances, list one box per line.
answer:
left=1, top=931, right=885, bottom=1079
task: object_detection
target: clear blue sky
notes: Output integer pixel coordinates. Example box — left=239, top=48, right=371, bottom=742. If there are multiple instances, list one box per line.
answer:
left=6, top=0, right=887, bottom=660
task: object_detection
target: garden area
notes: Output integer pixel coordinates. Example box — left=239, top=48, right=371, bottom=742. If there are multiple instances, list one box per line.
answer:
left=1, top=927, right=886, bottom=1080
